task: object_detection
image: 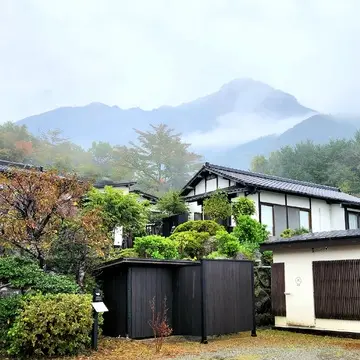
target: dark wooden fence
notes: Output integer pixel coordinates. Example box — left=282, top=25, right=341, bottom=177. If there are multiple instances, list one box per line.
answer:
left=271, top=263, right=286, bottom=317
left=313, top=260, right=360, bottom=320
left=98, top=259, right=256, bottom=341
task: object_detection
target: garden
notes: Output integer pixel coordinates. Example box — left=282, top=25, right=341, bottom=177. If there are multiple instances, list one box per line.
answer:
left=0, top=167, right=304, bottom=358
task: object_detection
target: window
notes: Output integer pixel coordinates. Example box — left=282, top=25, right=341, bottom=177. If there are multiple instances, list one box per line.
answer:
left=261, top=203, right=310, bottom=236
left=348, top=212, right=360, bottom=229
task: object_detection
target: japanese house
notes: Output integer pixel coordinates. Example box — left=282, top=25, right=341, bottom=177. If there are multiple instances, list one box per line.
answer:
left=261, top=229, right=360, bottom=335
left=180, top=162, right=360, bottom=235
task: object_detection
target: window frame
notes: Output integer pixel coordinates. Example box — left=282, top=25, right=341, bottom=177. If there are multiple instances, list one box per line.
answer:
left=346, top=210, right=360, bottom=230
left=260, top=201, right=311, bottom=236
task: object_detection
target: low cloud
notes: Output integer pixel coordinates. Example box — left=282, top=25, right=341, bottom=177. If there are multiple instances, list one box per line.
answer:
left=184, top=112, right=316, bottom=149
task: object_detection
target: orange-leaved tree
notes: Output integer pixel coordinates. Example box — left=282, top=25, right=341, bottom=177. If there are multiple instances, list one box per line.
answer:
left=0, top=168, right=90, bottom=268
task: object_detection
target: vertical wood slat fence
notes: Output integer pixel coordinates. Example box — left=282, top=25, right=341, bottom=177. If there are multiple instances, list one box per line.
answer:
left=313, top=260, right=360, bottom=320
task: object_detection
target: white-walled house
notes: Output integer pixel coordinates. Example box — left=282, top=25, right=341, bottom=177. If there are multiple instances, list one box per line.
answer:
left=261, top=229, right=360, bottom=334
left=180, top=162, right=360, bottom=234
left=94, top=180, right=159, bottom=246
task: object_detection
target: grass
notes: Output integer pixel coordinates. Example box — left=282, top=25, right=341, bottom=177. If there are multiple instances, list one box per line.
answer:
left=60, top=329, right=360, bottom=360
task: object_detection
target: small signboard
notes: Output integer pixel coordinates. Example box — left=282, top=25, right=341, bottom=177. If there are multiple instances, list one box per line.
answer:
left=92, top=302, right=109, bottom=313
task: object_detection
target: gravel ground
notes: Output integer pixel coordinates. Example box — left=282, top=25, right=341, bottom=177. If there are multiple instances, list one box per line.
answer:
left=171, top=342, right=360, bottom=360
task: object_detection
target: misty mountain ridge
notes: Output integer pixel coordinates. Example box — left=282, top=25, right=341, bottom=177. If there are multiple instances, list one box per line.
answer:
left=15, top=78, right=359, bottom=169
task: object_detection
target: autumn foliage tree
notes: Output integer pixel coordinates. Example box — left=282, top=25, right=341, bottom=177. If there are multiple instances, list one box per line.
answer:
left=0, top=168, right=91, bottom=268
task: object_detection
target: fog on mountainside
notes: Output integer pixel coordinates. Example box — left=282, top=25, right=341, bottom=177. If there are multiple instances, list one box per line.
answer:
left=15, top=78, right=360, bottom=170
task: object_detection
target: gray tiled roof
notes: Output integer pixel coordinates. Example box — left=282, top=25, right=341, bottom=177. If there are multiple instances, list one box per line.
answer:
left=205, top=163, right=360, bottom=205
left=263, top=228, right=360, bottom=245
left=0, top=159, right=40, bottom=172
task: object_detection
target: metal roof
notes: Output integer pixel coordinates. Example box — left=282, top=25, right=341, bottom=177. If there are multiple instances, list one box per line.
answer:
left=0, top=159, right=41, bottom=172
left=182, top=162, right=360, bottom=205
left=96, top=257, right=200, bottom=271
left=93, top=179, right=137, bottom=188
left=260, top=228, right=360, bottom=251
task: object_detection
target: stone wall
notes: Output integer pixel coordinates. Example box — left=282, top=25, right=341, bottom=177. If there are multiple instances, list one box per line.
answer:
left=254, top=266, right=273, bottom=327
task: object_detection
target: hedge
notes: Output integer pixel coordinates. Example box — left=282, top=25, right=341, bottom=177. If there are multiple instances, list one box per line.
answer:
left=7, top=293, right=93, bottom=357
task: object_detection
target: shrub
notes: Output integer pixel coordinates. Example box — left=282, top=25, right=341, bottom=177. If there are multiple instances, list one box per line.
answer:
left=233, top=215, right=269, bottom=244
left=0, top=295, right=22, bottom=350
left=173, top=220, right=225, bottom=236
left=169, top=231, right=210, bottom=259
left=280, top=227, right=309, bottom=238
left=262, top=250, right=273, bottom=265
left=203, top=191, right=232, bottom=221
left=0, top=256, right=80, bottom=294
left=134, top=235, right=179, bottom=259
left=205, top=251, right=228, bottom=259
left=215, top=230, right=241, bottom=257
left=108, top=248, right=139, bottom=260
left=7, top=293, right=93, bottom=357
left=156, top=191, right=188, bottom=216
left=232, top=198, right=256, bottom=222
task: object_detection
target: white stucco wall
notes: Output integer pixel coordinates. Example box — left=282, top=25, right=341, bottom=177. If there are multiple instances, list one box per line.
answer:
left=196, top=179, right=206, bottom=194
left=260, top=191, right=285, bottom=205
left=207, top=178, right=217, bottom=192
left=287, top=195, right=310, bottom=209
left=273, top=245, right=360, bottom=333
left=218, top=177, right=230, bottom=188
left=187, top=201, right=202, bottom=220
left=311, top=199, right=332, bottom=232
left=330, top=204, right=346, bottom=230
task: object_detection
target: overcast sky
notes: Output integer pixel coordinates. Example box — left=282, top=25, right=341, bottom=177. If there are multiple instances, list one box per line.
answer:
left=1, top=0, right=360, bottom=123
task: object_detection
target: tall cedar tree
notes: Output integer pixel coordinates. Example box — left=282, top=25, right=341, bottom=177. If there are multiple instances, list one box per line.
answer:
left=121, top=124, right=202, bottom=194
left=0, top=168, right=101, bottom=268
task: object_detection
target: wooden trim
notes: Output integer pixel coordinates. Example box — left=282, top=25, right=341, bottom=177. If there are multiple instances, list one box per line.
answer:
left=309, top=198, right=313, bottom=231
left=216, top=176, right=219, bottom=190
left=258, top=192, right=261, bottom=223
left=127, top=268, right=132, bottom=337
left=200, top=260, right=208, bottom=344
left=205, top=176, right=207, bottom=193
left=228, top=179, right=231, bottom=187
left=285, top=194, right=289, bottom=228
left=250, top=262, right=257, bottom=337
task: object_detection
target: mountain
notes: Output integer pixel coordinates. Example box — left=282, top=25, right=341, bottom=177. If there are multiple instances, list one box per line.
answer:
left=210, top=115, right=358, bottom=169
left=15, top=78, right=360, bottom=169
left=16, top=79, right=314, bottom=148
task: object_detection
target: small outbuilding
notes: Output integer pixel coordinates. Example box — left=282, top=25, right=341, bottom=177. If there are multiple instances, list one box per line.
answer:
left=95, top=258, right=256, bottom=342
left=261, top=228, right=360, bottom=335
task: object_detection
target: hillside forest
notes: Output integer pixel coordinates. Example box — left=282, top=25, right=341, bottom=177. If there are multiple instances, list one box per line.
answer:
left=1, top=120, right=360, bottom=195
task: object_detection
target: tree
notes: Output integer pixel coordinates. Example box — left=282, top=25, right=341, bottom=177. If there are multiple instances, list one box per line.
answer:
left=121, top=124, right=202, bottom=194
left=84, top=186, right=149, bottom=239
left=0, top=168, right=90, bottom=268
left=203, top=191, right=232, bottom=222
left=48, top=208, right=110, bottom=289
left=232, top=198, right=256, bottom=223
left=156, top=190, right=188, bottom=216
left=0, top=122, right=37, bottom=163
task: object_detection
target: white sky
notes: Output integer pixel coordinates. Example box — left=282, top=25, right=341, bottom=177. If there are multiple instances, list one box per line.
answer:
left=1, top=0, right=360, bottom=122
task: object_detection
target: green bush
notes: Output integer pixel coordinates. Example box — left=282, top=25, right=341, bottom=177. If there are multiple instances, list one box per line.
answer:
left=215, top=230, right=241, bottom=257
left=233, top=215, right=269, bottom=244
left=232, top=198, right=256, bottom=222
left=262, top=250, right=273, bottom=265
left=108, top=247, right=139, bottom=260
left=280, top=227, right=309, bottom=238
left=7, top=293, right=93, bottom=357
left=205, top=251, right=228, bottom=259
left=203, top=191, right=232, bottom=222
left=173, top=220, right=225, bottom=236
left=0, top=295, right=22, bottom=350
left=169, top=231, right=210, bottom=259
left=134, top=235, right=179, bottom=259
left=0, top=256, right=80, bottom=294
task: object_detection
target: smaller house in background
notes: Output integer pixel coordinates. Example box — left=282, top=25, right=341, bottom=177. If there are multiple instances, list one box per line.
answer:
left=261, top=229, right=360, bottom=335
left=181, top=162, right=360, bottom=235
